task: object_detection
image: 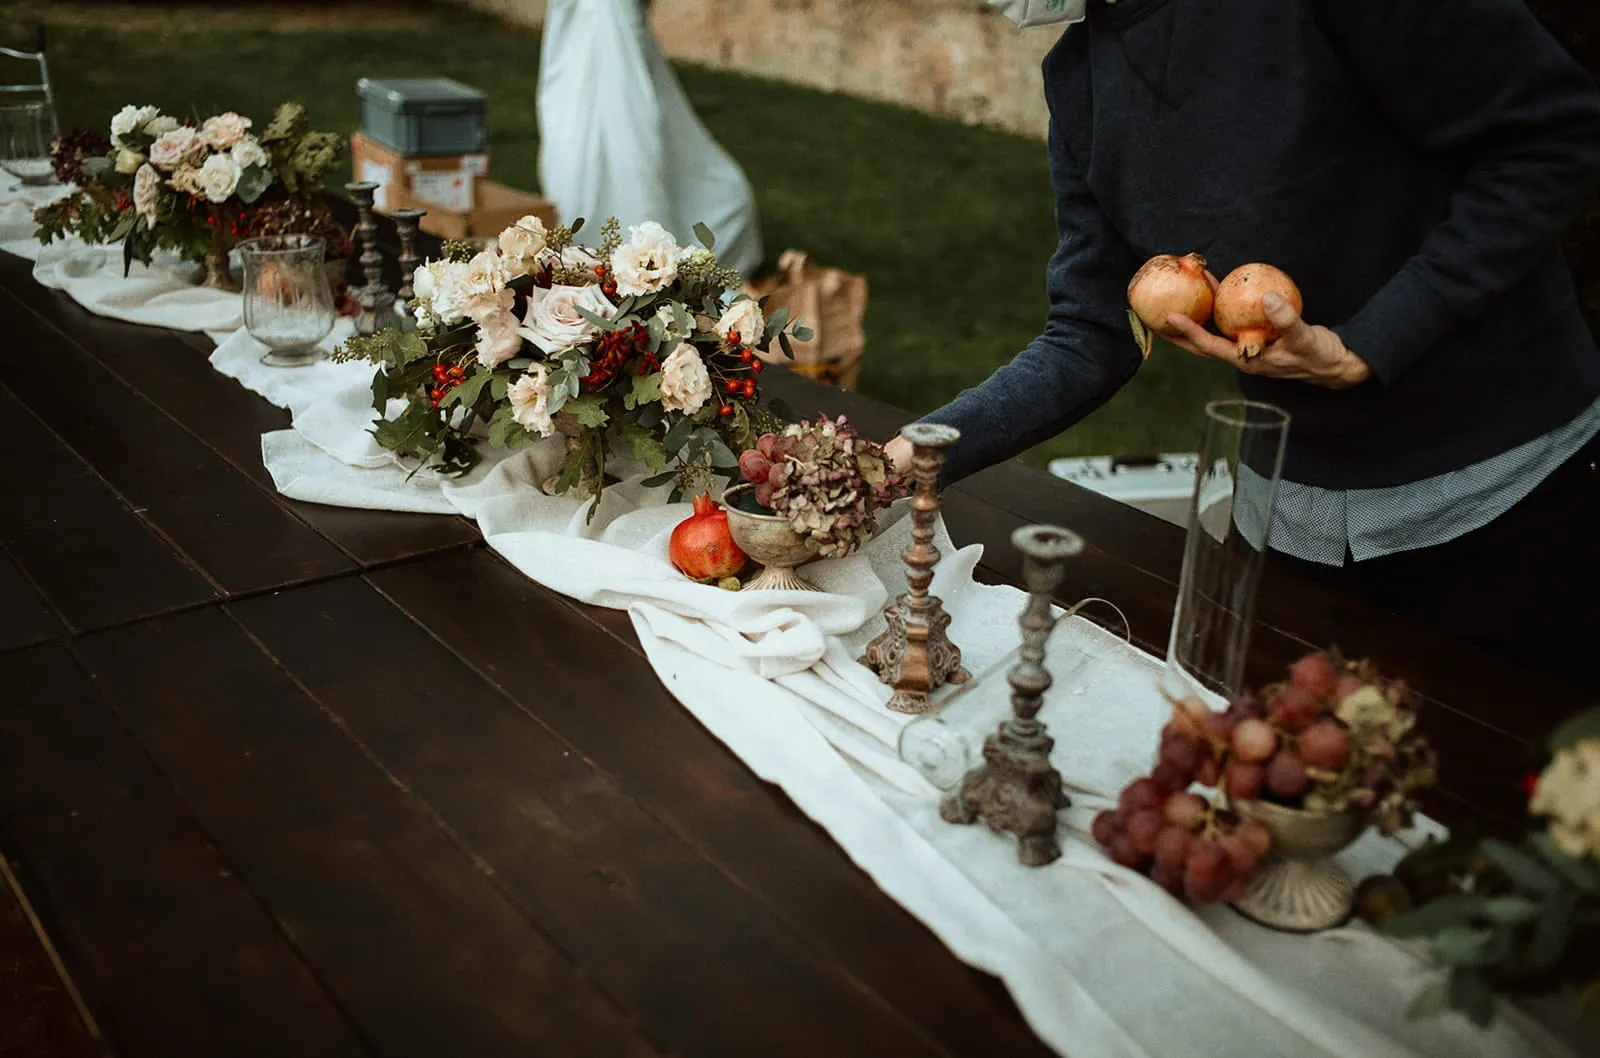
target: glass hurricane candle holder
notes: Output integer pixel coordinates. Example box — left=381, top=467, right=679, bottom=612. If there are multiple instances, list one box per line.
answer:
left=1159, top=400, right=1290, bottom=708
left=239, top=234, right=336, bottom=368
left=0, top=101, right=55, bottom=187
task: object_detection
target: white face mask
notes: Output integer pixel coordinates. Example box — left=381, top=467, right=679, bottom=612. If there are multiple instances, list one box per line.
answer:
left=986, top=0, right=1088, bottom=29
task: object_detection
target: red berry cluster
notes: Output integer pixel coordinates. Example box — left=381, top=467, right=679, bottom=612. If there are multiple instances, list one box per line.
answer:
left=584, top=322, right=651, bottom=388
left=429, top=361, right=467, bottom=408
left=594, top=264, right=618, bottom=299
left=715, top=330, right=762, bottom=417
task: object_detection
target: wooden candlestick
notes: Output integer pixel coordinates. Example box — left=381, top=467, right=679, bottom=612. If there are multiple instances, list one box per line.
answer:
left=940, top=524, right=1082, bottom=866
left=345, top=181, right=396, bottom=336
left=860, top=423, right=969, bottom=714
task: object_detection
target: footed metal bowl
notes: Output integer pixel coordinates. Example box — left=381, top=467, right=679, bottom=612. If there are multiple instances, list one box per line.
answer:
left=722, top=484, right=821, bottom=592
left=1229, top=798, right=1369, bottom=933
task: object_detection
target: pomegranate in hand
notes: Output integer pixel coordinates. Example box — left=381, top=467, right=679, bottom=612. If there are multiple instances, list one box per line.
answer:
left=1127, top=252, right=1214, bottom=358
left=669, top=494, right=748, bottom=581
left=1214, top=263, right=1303, bottom=360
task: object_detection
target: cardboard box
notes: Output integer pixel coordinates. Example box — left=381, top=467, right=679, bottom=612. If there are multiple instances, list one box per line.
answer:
left=350, top=131, right=488, bottom=212
left=395, top=179, right=559, bottom=241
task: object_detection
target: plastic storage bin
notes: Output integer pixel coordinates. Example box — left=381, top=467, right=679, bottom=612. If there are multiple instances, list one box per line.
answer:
left=356, top=77, right=487, bottom=156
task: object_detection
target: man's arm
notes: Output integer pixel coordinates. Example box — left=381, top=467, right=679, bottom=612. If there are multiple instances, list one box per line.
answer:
left=912, top=120, right=1144, bottom=483
left=1317, top=0, right=1600, bottom=385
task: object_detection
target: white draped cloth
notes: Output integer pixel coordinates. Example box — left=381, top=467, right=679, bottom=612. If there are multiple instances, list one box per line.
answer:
left=537, top=0, right=764, bottom=278
left=1, top=179, right=1591, bottom=1058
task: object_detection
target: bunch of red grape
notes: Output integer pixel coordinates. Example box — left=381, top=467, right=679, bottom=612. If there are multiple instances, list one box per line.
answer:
left=1095, top=651, right=1360, bottom=903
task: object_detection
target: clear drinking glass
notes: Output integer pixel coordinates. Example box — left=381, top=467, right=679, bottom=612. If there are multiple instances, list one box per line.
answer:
left=0, top=101, right=56, bottom=187
left=1159, top=400, right=1290, bottom=707
left=239, top=235, right=336, bottom=367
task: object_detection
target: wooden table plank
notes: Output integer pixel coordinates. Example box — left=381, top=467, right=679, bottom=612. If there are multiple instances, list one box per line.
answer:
left=0, top=263, right=481, bottom=570
left=0, top=545, right=63, bottom=652
left=368, top=550, right=1061, bottom=1058
left=0, top=643, right=370, bottom=1058
left=0, top=287, right=356, bottom=597
left=0, top=386, right=215, bottom=632
left=72, top=606, right=661, bottom=1058
left=231, top=574, right=955, bottom=1058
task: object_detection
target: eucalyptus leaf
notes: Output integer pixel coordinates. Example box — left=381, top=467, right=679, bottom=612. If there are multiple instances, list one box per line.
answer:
left=641, top=470, right=677, bottom=488
left=575, top=305, right=623, bottom=332
left=507, top=357, right=535, bottom=371
left=693, top=221, right=716, bottom=250
left=765, top=305, right=791, bottom=339
left=234, top=164, right=273, bottom=204
left=663, top=414, right=696, bottom=455
left=707, top=436, right=738, bottom=468
left=1478, top=895, right=1541, bottom=927
left=1448, top=968, right=1497, bottom=1027
left=779, top=332, right=796, bottom=360
left=1527, top=887, right=1576, bottom=969
left=1530, top=833, right=1600, bottom=893
left=548, top=385, right=571, bottom=414
left=1405, top=980, right=1452, bottom=1021
left=1431, top=925, right=1496, bottom=966
left=791, top=324, right=815, bottom=342
left=1383, top=893, right=1485, bottom=938
left=1482, top=838, right=1561, bottom=897
left=647, top=313, right=667, bottom=347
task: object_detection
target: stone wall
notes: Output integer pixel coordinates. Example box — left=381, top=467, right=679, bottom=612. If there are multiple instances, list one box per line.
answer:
left=448, top=0, right=1058, bottom=140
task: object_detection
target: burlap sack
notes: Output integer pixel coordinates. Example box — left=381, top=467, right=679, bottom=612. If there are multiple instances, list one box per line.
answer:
left=745, top=250, right=868, bottom=390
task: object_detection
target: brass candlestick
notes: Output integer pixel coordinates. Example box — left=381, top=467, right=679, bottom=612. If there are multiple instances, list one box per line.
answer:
left=345, top=181, right=396, bottom=336
left=941, top=524, right=1082, bottom=866
left=860, top=423, right=969, bottom=714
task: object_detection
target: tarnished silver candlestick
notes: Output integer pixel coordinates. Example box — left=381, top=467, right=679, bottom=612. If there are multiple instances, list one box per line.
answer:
left=860, top=423, right=969, bottom=714
left=941, top=524, right=1082, bottom=866
left=390, top=206, right=426, bottom=330
left=345, top=181, right=397, bottom=336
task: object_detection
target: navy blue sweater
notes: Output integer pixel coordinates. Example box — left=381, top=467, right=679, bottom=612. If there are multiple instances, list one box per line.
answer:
left=924, top=0, right=1600, bottom=489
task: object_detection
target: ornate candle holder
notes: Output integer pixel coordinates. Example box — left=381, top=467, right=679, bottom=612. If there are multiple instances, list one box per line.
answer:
left=860, top=423, right=969, bottom=714
left=391, top=207, right=425, bottom=304
left=345, top=181, right=397, bottom=336
left=940, top=524, right=1082, bottom=866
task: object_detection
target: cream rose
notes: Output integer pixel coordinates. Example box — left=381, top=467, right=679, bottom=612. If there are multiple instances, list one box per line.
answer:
left=143, top=114, right=180, bottom=137
left=196, top=153, right=242, bottom=202
left=518, top=284, right=617, bottom=355
left=230, top=136, right=269, bottom=171
left=199, top=112, right=252, bottom=151
left=508, top=366, right=558, bottom=438
left=715, top=298, right=765, bottom=344
left=497, top=215, right=548, bottom=277
left=110, top=104, right=159, bottom=143
left=610, top=221, right=680, bottom=296
left=658, top=342, right=713, bottom=414
left=149, top=126, right=205, bottom=172
left=132, top=164, right=162, bottom=226
left=114, top=148, right=144, bottom=175
left=412, top=260, right=469, bottom=326
left=168, top=165, right=203, bottom=197
left=474, top=309, right=524, bottom=369
left=1531, top=739, right=1600, bottom=860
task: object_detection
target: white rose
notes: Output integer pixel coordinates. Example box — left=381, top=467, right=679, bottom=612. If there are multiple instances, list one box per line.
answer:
left=497, top=215, right=548, bottom=277
left=518, top=284, right=617, bottom=355
left=148, top=126, right=204, bottom=172
left=449, top=250, right=512, bottom=322
left=196, top=153, right=242, bottom=203
left=474, top=309, right=524, bottom=369
left=230, top=136, right=269, bottom=171
left=658, top=342, right=713, bottom=414
left=610, top=221, right=680, bottom=296
left=132, top=164, right=162, bottom=226
left=143, top=114, right=179, bottom=137
left=417, top=260, right=469, bottom=325
left=110, top=104, right=159, bottom=143
left=715, top=298, right=765, bottom=344
left=114, top=148, right=144, bottom=175
left=199, top=112, right=252, bottom=151
left=508, top=366, right=558, bottom=438
left=1532, top=739, right=1600, bottom=860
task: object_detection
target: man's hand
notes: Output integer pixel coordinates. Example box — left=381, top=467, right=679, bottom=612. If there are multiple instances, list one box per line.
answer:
left=1165, top=292, right=1372, bottom=389
left=885, top=434, right=913, bottom=474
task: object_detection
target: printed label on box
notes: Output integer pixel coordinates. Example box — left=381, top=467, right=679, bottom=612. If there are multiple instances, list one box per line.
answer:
left=462, top=155, right=489, bottom=176
left=410, top=169, right=475, bottom=213
left=358, top=159, right=395, bottom=210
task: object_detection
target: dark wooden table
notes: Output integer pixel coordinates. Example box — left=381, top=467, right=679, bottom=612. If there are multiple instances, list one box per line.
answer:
left=0, top=246, right=1586, bottom=1057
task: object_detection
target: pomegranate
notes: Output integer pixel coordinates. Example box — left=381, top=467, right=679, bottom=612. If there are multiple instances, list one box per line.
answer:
left=669, top=494, right=748, bottom=581
left=1126, top=252, right=1213, bottom=357
left=1214, top=263, right=1303, bottom=360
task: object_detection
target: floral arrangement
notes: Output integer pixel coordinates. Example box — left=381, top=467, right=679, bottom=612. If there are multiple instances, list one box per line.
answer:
left=249, top=199, right=354, bottom=262
left=733, top=415, right=908, bottom=557
left=1096, top=651, right=1437, bottom=905
left=1368, top=706, right=1600, bottom=1028
left=34, top=102, right=342, bottom=270
left=334, top=215, right=812, bottom=504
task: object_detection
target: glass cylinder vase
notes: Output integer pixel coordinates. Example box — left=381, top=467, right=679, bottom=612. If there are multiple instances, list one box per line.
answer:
left=239, top=234, right=335, bottom=367
left=1158, top=400, right=1290, bottom=708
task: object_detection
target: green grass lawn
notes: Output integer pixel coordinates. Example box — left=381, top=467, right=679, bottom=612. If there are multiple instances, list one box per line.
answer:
left=2, top=1, right=1238, bottom=467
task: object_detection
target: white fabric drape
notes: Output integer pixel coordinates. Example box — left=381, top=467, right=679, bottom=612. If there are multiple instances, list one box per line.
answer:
left=537, top=0, right=764, bottom=278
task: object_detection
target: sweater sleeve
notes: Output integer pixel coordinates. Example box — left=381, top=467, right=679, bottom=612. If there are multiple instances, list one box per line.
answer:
left=1317, top=0, right=1600, bottom=385
left=919, top=119, right=1143, bottom=484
